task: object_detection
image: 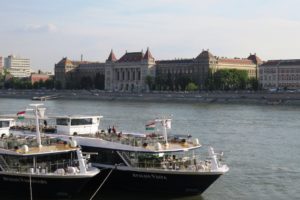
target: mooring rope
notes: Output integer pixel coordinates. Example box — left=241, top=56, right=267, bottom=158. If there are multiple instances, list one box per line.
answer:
left=89, top=168, right=114, bottom=200
left=29, top=174, right=33, bottom=200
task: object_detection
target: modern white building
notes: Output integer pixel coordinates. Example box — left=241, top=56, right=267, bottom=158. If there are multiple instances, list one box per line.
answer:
left=4, top=55, right=31, bottom=77
left=259, top=59, right=300, bottom=89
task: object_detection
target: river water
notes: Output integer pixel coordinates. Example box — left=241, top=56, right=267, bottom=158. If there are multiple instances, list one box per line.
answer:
left=0, top=98, right=299, bottom=200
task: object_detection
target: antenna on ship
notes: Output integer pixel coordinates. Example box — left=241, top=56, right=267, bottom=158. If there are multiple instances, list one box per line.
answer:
left=27, top=104, right=45, bottom=148
left=155, top=116, right=172, bottom=147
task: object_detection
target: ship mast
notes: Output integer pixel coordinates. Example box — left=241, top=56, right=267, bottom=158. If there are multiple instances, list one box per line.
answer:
left=155, top=117, right=172, bottom=147
left=28, top=104, right=45, bottom=148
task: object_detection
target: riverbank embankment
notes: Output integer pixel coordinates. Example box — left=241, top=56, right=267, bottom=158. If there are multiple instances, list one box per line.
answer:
left=1, top=89, right=300, bottom=105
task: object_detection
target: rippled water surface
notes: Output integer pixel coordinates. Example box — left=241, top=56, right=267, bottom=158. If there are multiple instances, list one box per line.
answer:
left=0, top=98, right=299, bottom=200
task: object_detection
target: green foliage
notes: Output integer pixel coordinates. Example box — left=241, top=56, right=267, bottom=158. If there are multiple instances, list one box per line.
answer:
left=4, top=78, right=32, bottom=89
left=185, top=82, right=198, bottom=91
left=145, top=75, right=155, bottom=91
left=55, top=80, right=62, bottom=89
left=44, top=79, right=55, bottom=89
left=166, top=73, right=174, bottom=91
left=94, top=73, right=105, bottom=90
left=80, top=76, right=94, bottom=89
left=208, top=69, right=249, bottom=90
left=248, top=77, right=259, bottom=90
left=154, top=74, right=165, bottom=90
left=175, top=75, right=191, bottom=91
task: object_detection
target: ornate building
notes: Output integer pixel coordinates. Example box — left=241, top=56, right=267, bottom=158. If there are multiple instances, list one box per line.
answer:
left=259, top=59, right=300, bottom=89
left=54, top=48, right=262, bottom=90
left=54, top=57, right=104, bottom=88
left=55, top=57, right=81, bottom=88
left=156, top=50, right=261, bottom=89
left=105, top=48, right=155, bottom=91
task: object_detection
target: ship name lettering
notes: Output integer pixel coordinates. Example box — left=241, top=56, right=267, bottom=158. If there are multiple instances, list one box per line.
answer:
left=132, top=173, right=167, bottom=180
left=3, top=177, right=47, bottom=184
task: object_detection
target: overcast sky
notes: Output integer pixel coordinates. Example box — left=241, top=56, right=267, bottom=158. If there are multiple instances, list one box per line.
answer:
left=1, top=0, right=300, bottom=71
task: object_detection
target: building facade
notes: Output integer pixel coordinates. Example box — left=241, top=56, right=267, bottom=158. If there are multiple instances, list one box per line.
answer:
left=156, top=50, right=261, bottom=89
left=54, top=48, right=262, bottom=91
left=0, top=56, right=3, bottom=74
left=54, top=57, right=105, bottom=88
left=30, top=73, right=50, bottom=84
left=259, top=59, right=300, bottom=89
left=54, top=57, right=86, bottom=88
left=105, top=48, right=155, bottom=92
left=3, top=55, right=31, bottom=77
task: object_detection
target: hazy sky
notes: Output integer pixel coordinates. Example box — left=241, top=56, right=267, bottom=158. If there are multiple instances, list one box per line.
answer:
left=1, top=0, right=300, bottom=71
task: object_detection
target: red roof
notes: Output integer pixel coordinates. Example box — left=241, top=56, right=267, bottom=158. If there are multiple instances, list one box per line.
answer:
left=107, top=50, right=117, bottom=62
left=118, top=52, right=144, bottom=62
left=218, top=58, right=255, bottom=65
left=143, top=48, right=154, bottom=60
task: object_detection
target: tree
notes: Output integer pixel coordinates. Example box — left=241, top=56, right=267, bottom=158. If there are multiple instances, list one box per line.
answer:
left=80, top=76, right=94, bottom=89
left=176, top=75, right=191, bottom=91
left=94, top=73, right=105, bottom=90
left=248, top=77, right=259, bottom=90
left=44, top=79, right=55, bottom=89
left=145, top=75, right=154, bottom=91
left=210, top=69, right=249, bottom=90
left=154, top=74, right=164, bottom=90
left=166, top=73, right=174, bottom=91
left=186, top=82, right=198, bottom=91
left=55, top=81, right=62, bottom=90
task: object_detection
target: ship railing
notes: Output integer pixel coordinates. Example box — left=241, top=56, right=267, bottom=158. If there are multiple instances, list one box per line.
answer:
left=0, top=136, right=62, bottom=151
left=0, top=155, right=10, bottom=171
left=130, top=156, right=212, bottom=172
left=93, top=132, right=196, bottom=148
left=3, top=160, right=80, bottom=174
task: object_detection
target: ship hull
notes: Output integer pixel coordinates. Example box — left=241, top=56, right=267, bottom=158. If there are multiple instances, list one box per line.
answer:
left=91, top=167, right=222, bottom=195
left=0, top=173, right=95, bottom=198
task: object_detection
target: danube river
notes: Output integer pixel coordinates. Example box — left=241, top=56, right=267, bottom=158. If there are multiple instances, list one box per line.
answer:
left=0, top=98, right=299, bottom=200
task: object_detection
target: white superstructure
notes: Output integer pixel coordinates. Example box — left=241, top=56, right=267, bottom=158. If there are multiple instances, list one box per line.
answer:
left=4, top=55, right=31, bottom=77
left=54, top=115, right=102, bottom=135
left=0, top=118, right=15, bottom=137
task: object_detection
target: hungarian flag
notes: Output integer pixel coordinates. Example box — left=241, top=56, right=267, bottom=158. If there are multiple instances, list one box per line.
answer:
left=17, top=111, right=26, bottom=120
left=145, top=121, right=155, bottom=131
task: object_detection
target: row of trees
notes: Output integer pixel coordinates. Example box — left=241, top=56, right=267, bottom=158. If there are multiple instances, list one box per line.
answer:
left=1, top=70, right=259, bottom=91
left=146, top=74, right=199, bottom=91
left=145, top=69, right=259, bottom=92
left=205, top=69, right=260, bottom=90
left=0, top=71, right=105, bottom=90
left=65, top=73, right=105, bottom=90
left=0, top=77, right=58, bottom=89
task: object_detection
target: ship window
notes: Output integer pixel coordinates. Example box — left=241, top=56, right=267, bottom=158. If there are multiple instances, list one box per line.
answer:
left=91, top=149, right=125, bottom=165
left=0, top=121, right=9, bottom=128
left=56, top=118, right=69, bottom=126
left=71, top=118, right=93, bottom=125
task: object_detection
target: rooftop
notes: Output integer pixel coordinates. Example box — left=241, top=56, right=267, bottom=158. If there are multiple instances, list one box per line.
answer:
left=118, top=52, right=144, bottom=63
left=261, top=59, right=300, bottom=67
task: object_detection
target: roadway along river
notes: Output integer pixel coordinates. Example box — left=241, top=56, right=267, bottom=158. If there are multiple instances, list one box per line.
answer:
left=0, top=98, right=299, bottom=200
